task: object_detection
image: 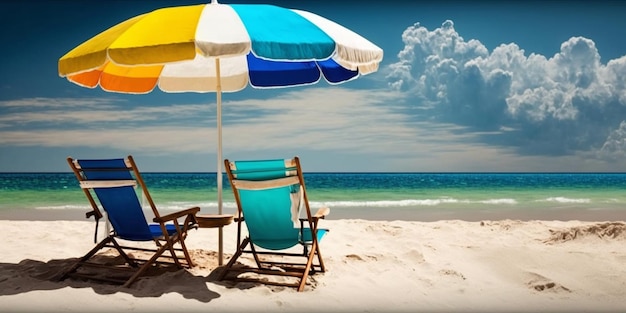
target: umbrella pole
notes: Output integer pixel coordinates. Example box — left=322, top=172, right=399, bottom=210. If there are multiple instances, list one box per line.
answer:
left=216, top=57, right=224, bottom=266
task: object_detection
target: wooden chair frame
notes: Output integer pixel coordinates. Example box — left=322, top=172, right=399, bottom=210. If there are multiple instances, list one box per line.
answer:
left=61, top=155, right=199, bottom=287
left=218, top=156, right=329, bottom=292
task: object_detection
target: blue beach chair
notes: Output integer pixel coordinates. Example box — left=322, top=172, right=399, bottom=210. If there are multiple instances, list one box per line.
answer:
left=219, top=157, right=329, bottom=292
left=61, top=155, right=199, bottom=287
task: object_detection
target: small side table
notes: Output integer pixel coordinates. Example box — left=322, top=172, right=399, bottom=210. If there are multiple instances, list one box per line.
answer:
left=195, top=214, right=234, bottom=266
left=196, top=214, right=234, bottom=228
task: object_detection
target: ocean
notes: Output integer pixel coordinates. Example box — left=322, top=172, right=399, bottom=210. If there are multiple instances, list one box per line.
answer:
left=1, top=172, right=626, bottom=221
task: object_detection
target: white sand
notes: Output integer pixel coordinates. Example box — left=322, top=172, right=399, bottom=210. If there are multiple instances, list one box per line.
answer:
left=1, top=218, right=626, bottom=313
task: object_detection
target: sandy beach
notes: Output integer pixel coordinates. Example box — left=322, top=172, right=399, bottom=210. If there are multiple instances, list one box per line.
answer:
left=1, top=216, right=626, bottom=313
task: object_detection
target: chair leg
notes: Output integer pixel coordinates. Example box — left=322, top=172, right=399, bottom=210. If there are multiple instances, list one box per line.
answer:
left=308, top=220, right=326, bottom=272
left=297, top=241, right=318, bottom=292
left=218, top=234, right=326, bottom=292
left=59, top=236, right=114, bottom=281
left=218, top=237, right=250, bottom=281
left=248, top=242, right=266, bottom=269
left=176, top=233, right=194, bottom=267
left=314, top=242, right=326, bottom=272
left=164, top=237, right=183, bottom=268
left=109, top=237, right=139, bottom=267
left=121, top=243, right=171, bottom=288
left=165, top=224, right=190, bottom=268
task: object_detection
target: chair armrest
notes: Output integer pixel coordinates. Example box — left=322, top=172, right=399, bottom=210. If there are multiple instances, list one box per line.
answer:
left=86, top=209, right=103, bottom=220
left=153, top=207, right=200, bottom=223
left=313, top=207, right=330, bottom=219
left=299, top=207, right=330, bottom=222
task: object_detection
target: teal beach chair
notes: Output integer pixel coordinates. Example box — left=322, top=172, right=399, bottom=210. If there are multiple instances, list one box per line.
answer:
left=61, top=155, right=199, bottom=287
left=219, top=157, right=329, bottom=292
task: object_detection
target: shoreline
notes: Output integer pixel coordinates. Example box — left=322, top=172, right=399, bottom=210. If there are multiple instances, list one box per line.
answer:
left=1, top=206, right=624, bottom=222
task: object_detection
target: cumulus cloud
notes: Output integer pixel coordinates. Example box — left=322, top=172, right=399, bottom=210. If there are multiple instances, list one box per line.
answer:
left=387, top=20, right=626, bottom=158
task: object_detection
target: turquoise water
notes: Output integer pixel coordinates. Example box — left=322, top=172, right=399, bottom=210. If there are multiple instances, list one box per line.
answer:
left=2, top=172, right=626, bottom=220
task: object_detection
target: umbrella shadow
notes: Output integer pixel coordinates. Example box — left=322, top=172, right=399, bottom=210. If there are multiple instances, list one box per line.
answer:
left=0, top=252, right=221, bottom=302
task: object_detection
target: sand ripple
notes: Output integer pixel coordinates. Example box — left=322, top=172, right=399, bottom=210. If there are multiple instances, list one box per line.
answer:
left=545, top=222, right=626, bottom=243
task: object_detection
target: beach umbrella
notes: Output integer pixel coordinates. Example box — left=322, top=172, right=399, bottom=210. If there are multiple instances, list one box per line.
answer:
left=58, top=0, right=383, bottom=264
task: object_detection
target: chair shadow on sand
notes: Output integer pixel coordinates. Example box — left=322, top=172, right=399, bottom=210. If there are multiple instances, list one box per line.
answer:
left=0, top=249, right=226, bottom=302
left=0, top=248, right=301, bottom=301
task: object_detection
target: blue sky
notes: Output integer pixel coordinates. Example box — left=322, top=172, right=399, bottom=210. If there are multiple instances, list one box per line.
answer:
left=2, top=0, right=626, bottom=172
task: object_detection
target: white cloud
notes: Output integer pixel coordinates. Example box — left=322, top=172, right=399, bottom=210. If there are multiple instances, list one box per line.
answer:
left=0, top=97, right=210, bottom=127
left=600, top=121, right=626, bottom=159
left=387, top=20, right=626, bottom=159
left=0, top=88, right=427, bottom=159
left=6, top=87, right=561, bottom=171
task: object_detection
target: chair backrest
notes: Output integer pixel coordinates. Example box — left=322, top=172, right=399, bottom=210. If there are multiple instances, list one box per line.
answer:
left=69, top=157, right=156, bottom=241
left=225, top=157, right=311, bottom=250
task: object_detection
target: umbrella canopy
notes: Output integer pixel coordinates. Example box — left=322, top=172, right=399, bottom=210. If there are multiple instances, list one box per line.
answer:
left=58, top=0, right=383, bottom=264
left=58, top=1, right=382, bottom=93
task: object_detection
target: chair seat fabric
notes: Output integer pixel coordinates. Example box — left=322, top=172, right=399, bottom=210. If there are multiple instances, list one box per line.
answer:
left=149, top=224, right=179, bottom=238
left=301, top=228, right=328, bottom=243
left=252, top=228, right=327, bottom=250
